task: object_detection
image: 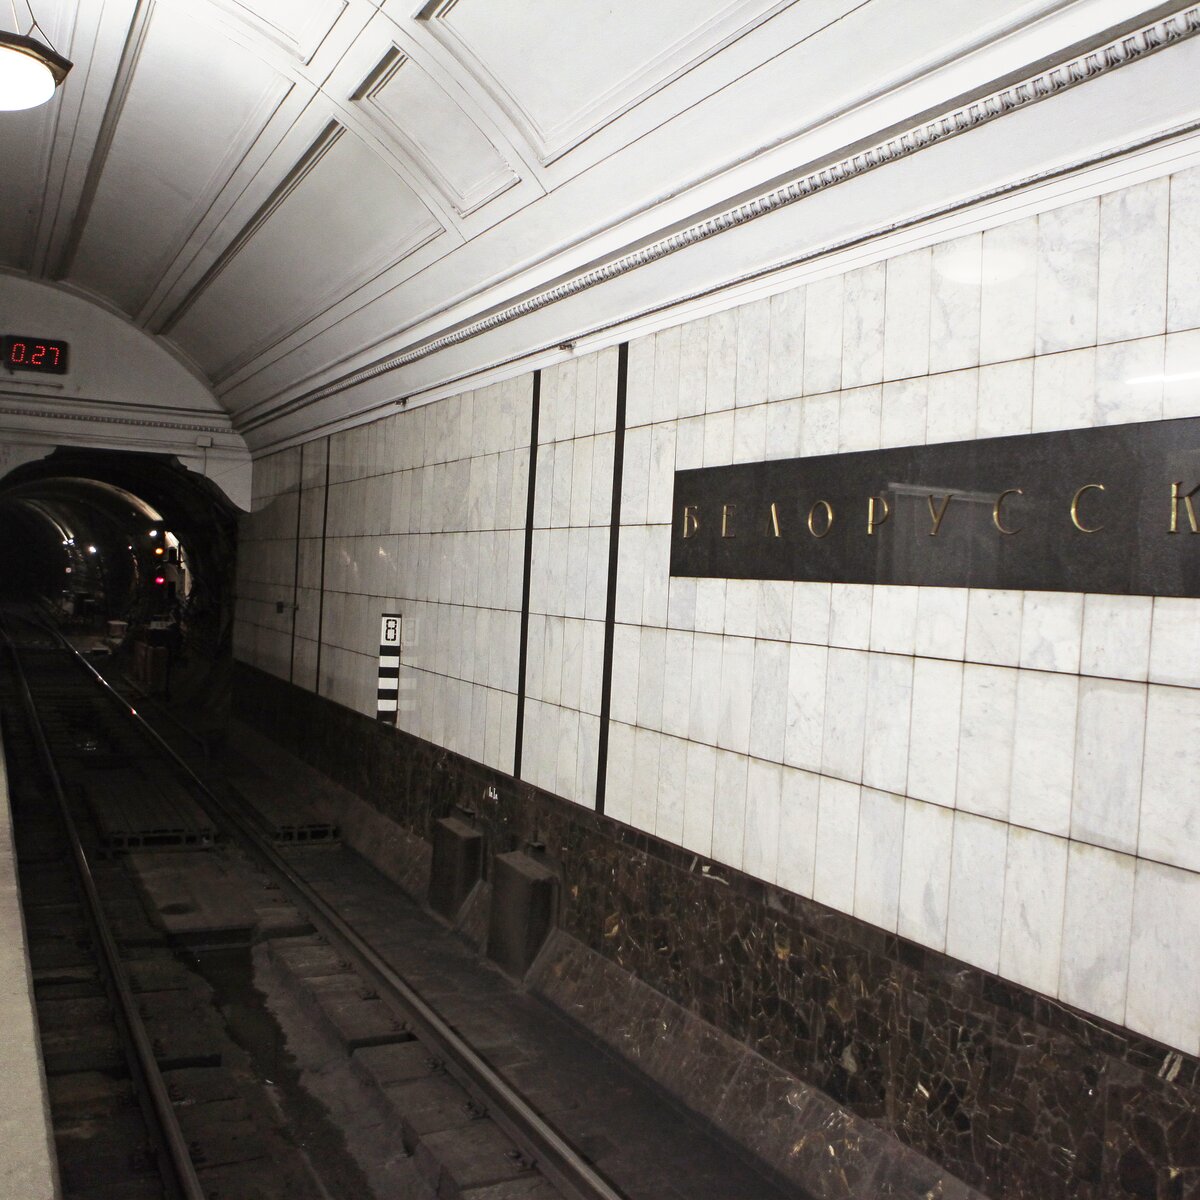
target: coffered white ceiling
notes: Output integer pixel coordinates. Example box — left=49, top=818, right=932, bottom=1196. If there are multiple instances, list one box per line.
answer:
left=2, top=0, right=1200, bottom=454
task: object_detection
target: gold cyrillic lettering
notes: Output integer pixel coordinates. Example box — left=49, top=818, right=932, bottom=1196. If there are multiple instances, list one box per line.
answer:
left=1169, top=481, right=1200, bottom=534
left=721, top=504, right=736, bottom=538
left=867, top=496, right=890, bottom=536
left=681, top=505, right=700, bottom=539
left=992, top=488, right=1023, bottom=536
left=1070, top=483, right=1105, bottom=533
left=927, top=493, right=954, bottom=536
left=807, top=500, right=834, bottom=539
left=767, top=502, right=783, bottom=538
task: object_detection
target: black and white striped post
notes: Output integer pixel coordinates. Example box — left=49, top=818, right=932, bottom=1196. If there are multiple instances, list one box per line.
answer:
left=377, top=613, right=402, bottom=723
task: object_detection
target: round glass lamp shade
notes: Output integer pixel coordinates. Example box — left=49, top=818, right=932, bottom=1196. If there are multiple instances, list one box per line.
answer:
left=0, top=32, right=71, bottom=111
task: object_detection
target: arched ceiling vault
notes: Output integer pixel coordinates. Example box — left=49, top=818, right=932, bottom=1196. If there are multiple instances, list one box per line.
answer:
left=3, top=0, right=1200, bottom=455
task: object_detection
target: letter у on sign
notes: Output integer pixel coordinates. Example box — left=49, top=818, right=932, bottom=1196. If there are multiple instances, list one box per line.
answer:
left=667, top=416, right=1200, bottom=597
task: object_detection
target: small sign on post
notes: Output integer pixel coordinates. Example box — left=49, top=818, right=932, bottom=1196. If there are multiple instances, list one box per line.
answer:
left=377, top=613, right=402, bottom=723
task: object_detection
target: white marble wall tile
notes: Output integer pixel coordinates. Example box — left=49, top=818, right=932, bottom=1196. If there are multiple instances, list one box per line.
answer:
left=1168, top=166, right=1200, bottom=332
left=569, top=437, right=594, bottom=528
left=694, top=577, right=726, bottom=634
left=1071, top=677, right=1146, bottom=854
left=580, top=620, right=606, bottom=715
left=1098, top=179, right=1169, bottom=344
left=1163, top=327, right=1200, bottom=420
left=914, top=586, right=968, bottom=661
left=999, top=826, right=1068, bottom=996
left=743, top=758, right=782, bottom=882
left=702, top=409, right=735, bottom=466
left=557, top=707, right=580, bottom=804
left=661, top=630, right=694, bottom=738
left=641, top=528, right=671, bottom=629
left=604, top=718, right=636, bottom=821
left=897, top=797, right=953, bottom=950
left=636, top=627, right=666, bottom=732
left=804, top=275, right=844, bottom=394
left=791, top=582, right=832, bottom=645
left=813, top=777, right=860, bottom=913
left=1035, top=199, right=1099, bottom=355
left=688, top=633, right=724, bottom=746
left=1149, top=597, right=1200, bottom=688
left=976, top=358, right=1034, bottom=440
left=590, top=434, right=615, bottom=524
left=724, top=579, right=757, bottom=637
left=621, top=426, right=651, bottom=525
left=883, top=248, right=932, bottom=382
left=667, top=576, right=696, bottom=631
left=733, top=405, right=767, bottom=463
left=907, top=658, right=963, bottom=807
left=748, top=639, right=789, bottom=763
left=625, top=336, right=656, bottom=429
left=756, top=581, right=791, bottom=641
left=842, top=262, right=886, bottom=389
left=706, top=310, right=738, bottom=412
left=1008, top=669, right=1077, bottom=838
left=678, top=319, right=709, bottom=417
left=1019, top=592, right=1082, bottom=673
left=768, top=287, right=805, bottom=401
left=837, top=385, right=882, bottom=452
left=930, top=235, right=982, bottom=375
left=1059, top=841, right=1135, bottom=1025
left=609, top=624, right=641, bottom=725
left=675, top=415, right=704, bottom=474
left=565, top=531, right=589, bottom=620
left=717, top=636, right=755, bottom=754
left=1080, top=594, right=1152, bottom=680
left=965, top=589, right=1023, bottom=667
left=652, top=327, right=682, bottom=425
left=1139, top=684, right=1200, bottom=874
left=712, top=750, right=749, bottom=868
left=614, top=527, right=643, bottom=624
left=575, top=711, right=599, bottom=808
left=869, top=587, right=917, bottom=656
left=765, top=396, right=804, bottom=461
left=854, top=787, right=905, bottom=932
left=820, top=647, right=869, bottom=782
left=878, top=377, right=928, bottom=449
left=1031, top=347, right=1095, bottom=432
left=1125, top=859, right=1200, bottom=1054
left=800, top=392, right=839, bottom=456
left=955, top=664, right=1016, bottom=822
left=631, top=727, right=661, bottom=831
left=585, top=527, right=609, bottom=622
left=861, top=653, right=913, bottom=796
left=596, top=348, right=620, bottom=434
left=784, top=643, right=827, bottom=772
left=682, top=740, right=718, bottom=856
left=945, top=812, right=1007, bottom=972
left=1094, top=337, right=1164, bottom=426
left=647, top=425, right=677, bottom=524
left=541, top=616, right=563, bottom=705
left=777, top=767, right=820, bottom=897
left=736, top=299, right=771, bottom=408
left=655, top=734, right=688, bottom=845
left=574, top=353, right=599, bottom=439
left=829, top=584, right=873, bottom=650
left=925, top=369, right=978, bottom=444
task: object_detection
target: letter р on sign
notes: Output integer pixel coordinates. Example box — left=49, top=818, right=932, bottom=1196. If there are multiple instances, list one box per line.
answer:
left=667, top=416, right=1200, bottom=598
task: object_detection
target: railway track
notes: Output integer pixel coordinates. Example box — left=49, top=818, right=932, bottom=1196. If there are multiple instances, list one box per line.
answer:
left=1, top=611, right=629, bottom=1200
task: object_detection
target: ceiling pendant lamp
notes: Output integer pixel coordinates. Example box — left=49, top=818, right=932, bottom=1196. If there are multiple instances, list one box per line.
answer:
left=0, top=2, right=71, bottom=112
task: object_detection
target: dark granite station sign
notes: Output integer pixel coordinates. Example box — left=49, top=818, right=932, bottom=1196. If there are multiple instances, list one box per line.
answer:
left=670, top=416, right=1200, bottom=596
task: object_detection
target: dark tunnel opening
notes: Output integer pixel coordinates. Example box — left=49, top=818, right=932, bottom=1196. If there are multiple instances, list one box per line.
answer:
left=0, top=448, right=238, bottom=725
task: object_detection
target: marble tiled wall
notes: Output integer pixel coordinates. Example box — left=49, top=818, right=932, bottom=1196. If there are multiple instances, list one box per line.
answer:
left=238, top=165, right=1200, bottom=1059
left=234, top=444, right=301, bottom=681
left=519, top=348, right=619, bottom=806
left=607, top=169, right=1200, bottom=1058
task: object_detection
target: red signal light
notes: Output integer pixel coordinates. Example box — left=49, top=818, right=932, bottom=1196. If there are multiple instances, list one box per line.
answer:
left=154, top=575, right=166, bottom=585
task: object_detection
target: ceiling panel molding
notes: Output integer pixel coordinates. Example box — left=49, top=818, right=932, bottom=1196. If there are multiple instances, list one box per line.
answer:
left=417, top=0, right=793, bottom=164
left=233, top=3, right=1200, bottom=435
left=207, top=0, right=347, bottom=64
left=354, top=45, right=519, bottom=215
left=165, top=122, right=445, bottom=382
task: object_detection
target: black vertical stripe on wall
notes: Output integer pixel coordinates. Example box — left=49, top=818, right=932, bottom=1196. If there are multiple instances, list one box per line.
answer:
left=313, top=437, right=331, bottom=696
left=513, top=370, right=541, bottom=778
left=594, top=342, right=629, bottom=817
left=288, top=440, right=304, bottom=685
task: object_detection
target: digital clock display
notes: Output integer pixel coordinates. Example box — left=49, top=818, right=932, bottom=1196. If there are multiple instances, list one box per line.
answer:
left=3, top=335, right=69, bottom=375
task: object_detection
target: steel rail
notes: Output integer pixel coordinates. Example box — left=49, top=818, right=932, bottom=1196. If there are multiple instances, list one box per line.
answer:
left=0, top=617, right=208, bottom=1200
left=49, top=624, right=627, bottom=1200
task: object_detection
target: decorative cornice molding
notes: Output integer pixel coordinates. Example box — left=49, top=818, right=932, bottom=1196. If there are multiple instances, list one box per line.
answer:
left=0, top=402, right=229, bottom=435
left=242, top=2, right=1200, bottom=436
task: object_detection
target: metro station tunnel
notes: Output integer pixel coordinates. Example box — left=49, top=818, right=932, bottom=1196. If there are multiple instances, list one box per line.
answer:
left=2, top=4, right=1200, bottom=1199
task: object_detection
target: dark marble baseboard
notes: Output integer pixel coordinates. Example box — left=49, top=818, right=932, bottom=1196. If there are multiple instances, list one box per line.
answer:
left=233, top=661, right=1200, bottom=1200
